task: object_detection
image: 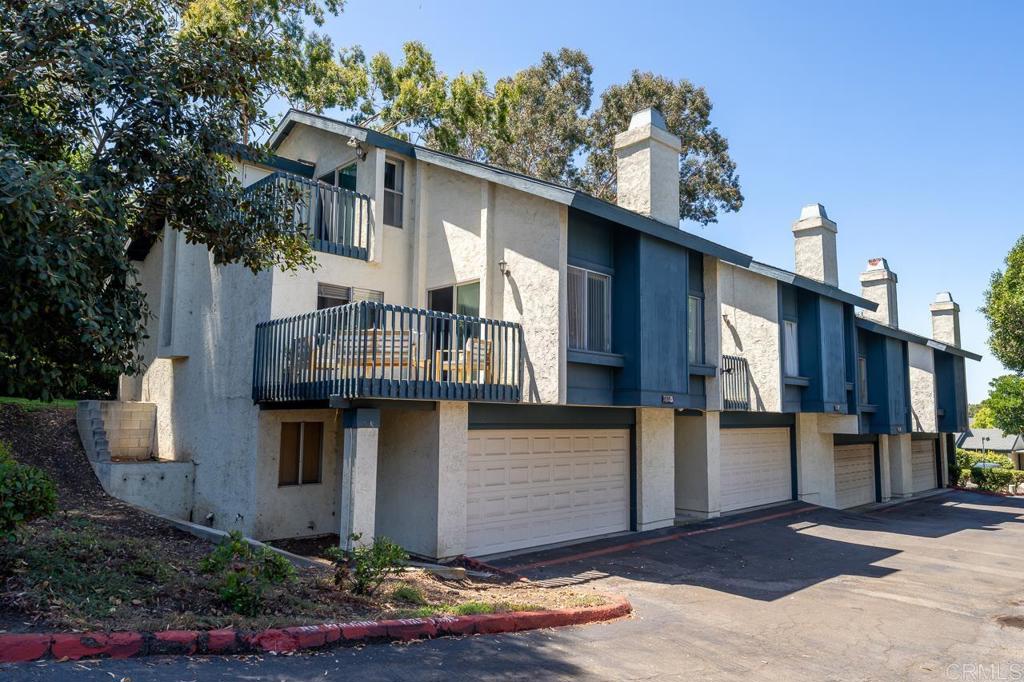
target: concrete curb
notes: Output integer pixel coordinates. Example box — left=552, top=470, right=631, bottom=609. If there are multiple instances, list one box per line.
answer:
left=0, top=598, right=631, bottom=663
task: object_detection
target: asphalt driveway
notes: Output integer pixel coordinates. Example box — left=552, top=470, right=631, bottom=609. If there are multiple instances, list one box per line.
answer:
left=8, top=490, right=1024, bottom=681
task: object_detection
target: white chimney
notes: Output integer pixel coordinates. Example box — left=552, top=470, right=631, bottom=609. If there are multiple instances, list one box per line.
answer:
left=859, top=258, right=899, bottom=327
left=929, top=291, right=961, bottom=346
left=792, top=203, right=839, bottom=286
left=613, top=108, right=682, bottom=226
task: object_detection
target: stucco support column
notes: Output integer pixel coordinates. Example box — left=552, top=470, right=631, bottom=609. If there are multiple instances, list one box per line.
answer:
left=938, top=435, right=950, bottom=487
left=795, top=413, right=857, bottom=509
left=877, top=435, right=892, bottom=501
left=635, top=407, right=676, bottom=531
left=340, top=408, right=380, bottom=548
left=886, top=433, right=913, bottom=498
left=674, top=411, right=721, bottom=520
left=435, top=402, right=469, bottom=559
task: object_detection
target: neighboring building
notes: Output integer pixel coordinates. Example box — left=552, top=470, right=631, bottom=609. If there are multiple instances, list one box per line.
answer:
left=82, top=106, right=981, bottom=560
left=955, top=430, right=1024, bottom=469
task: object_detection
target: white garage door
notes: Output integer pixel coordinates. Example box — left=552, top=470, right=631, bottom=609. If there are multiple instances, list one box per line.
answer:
left=911, top=439, right=938, bottom=493
left=466, top=429, right=630, bottom=556
left=720, top=428, right=792, bottom=513
left=834, top=444, right=876, bottom=509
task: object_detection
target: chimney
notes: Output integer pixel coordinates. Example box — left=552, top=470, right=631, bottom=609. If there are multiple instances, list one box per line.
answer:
left=613, top=108, right=682, bottom=226
left=859, top=258, right=899, bottom=327
left=929, top=291, right=961, bottom=346
left=792, top=203, right=839, bottom=286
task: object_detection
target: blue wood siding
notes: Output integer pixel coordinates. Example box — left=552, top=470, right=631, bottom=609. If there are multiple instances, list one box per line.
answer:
left=778, top=283, right=849, bottom=414
left=567, top=208, right=698, bottom=408
left=857, top=328, right=910, bottom=434
left=935, top=351, right=969, bottom=432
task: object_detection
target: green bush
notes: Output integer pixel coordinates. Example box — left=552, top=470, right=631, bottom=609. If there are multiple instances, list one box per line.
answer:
left=0, top=440, right=57, bottom=543
left=970, top=467, right=1015, bottom=493
left=956, top=448, right=1015, bottom=470
left=323, top=534, right=408, bottom=596
left=200, top=531, right=295, bottom=615
left=949, top=465, right=972, bottom=487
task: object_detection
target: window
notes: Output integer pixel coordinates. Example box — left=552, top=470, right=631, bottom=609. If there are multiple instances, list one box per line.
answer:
left=568, top=266, right=611, bottom=353
left=383, top=159, right=404, bottom=227
left=278, top=422, right=323, bottom=486
left=857, top=355, right=869, bottom=404
left=428, top=281, right=480, bottom=317
left=318, top=162, right=357, bottom=191
left=783, top=319, right=800, bottom=376
left=688, top=295, right=704, bottom=364
left=316, top=284, right=383, bottom=310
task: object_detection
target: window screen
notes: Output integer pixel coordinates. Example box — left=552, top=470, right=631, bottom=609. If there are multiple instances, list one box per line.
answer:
left=688, top=295, right=704, bottom=364
left=783, top=320, right=800, bottom=376
left=567, top=266, right=611, bottom=353
left=383, top=159, right=404, bottom=227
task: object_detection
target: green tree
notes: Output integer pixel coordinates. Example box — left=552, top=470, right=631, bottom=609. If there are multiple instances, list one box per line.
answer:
left=0, top=0, right=344, bottom=399
left=982, top=235, right=1024, bottom=373
left=985, top=375, right=1024, bottom=437
left=972, top=404, right=996, bottom=428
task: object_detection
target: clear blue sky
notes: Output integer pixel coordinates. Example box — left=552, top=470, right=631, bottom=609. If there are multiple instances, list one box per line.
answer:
left=310, top=0, right=1023, bottom=402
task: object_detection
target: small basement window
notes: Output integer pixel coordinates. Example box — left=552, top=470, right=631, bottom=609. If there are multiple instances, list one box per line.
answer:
left=278, top=422, right=323, bottom=486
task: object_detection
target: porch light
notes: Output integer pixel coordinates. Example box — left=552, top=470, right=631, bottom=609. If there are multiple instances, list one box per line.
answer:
left=498, top=259, right=510, bottom=277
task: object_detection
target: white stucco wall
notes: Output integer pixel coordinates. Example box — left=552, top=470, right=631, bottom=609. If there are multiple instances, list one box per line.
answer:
left=674, top=411, right=721, bottom=519
left=375, top=402, right=468, bottom=559
left=908, top=342, right=938, bottom=433
left=719, top=264, right=781, bottom=412
left=253, top=409, right=342, bottom=540
left=635, top=407, right=676, bottom=531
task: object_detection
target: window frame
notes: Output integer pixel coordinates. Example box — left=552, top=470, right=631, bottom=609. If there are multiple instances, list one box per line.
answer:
left=316, top=283, right=383, bottom=311
left=783, top=318, right=800, bottom=377
left=567, top=265, right=612, bottom=354
left=427, top=280, right=480, bottom=316
left=687, top=294, right=705, bottom=365
left=857, top=355, right=870, bottom=405
left=383, top=158, right=405, bottom=228
left=278, top=421, right=324, bottom=487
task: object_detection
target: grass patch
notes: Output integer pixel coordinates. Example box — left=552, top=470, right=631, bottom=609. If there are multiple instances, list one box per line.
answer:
left=392, top=584, right=426, bottom=605
left=0, top=397, right=77, bottom=411
left=395, top=600, right=546, bottom=619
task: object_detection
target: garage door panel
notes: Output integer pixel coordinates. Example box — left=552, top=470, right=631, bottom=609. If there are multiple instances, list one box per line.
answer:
left=912, top=440, right=938, bottom=493
left=720, top=428, right=792, bottom=513
left=466, top=429, right=630, bottom=556
left=835, top=443, right=875, bottom=509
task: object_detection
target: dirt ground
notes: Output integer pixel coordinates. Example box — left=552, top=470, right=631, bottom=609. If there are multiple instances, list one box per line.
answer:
left=0, top=404, right=609, bottom=633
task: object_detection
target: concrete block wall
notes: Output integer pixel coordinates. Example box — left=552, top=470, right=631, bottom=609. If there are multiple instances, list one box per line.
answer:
left=99, top=402, right=156, bottom=460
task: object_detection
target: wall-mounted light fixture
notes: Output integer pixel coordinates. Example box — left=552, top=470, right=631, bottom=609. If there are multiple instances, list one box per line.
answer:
left=346, top=136, right=367, bottom=161
left=498, top=259, right=510, bottom=277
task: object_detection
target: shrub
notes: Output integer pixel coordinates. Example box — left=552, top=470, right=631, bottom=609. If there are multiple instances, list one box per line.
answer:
left=956, top=448, right=1015, bottom=471
left=0, top=440, right=57, bottom=543
left=949, top=465, right=972, bottom=487
left=200, top=531, right=295, bottom=615
left=392, top=584, right=426, bottom=605
left=323, top=534, right=408, bottom=596
left=970, top=467, right=1015, bottom=493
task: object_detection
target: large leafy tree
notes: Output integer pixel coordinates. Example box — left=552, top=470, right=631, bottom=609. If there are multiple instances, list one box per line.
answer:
left=984, top=375, right=1024, bottom=437
left=0, top=0, right=342, bottom=399
left=449, top=49, right=742, bottom=225
left=982, top=235, right=1024, bottom=374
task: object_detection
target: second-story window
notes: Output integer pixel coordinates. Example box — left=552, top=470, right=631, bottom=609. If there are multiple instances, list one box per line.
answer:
left=568, top=265, right=611, bottom=353
left=688, top=295, right=704, bottom=364
left=783, top=319, right=800, bottom=376
left=383, top=159, right=404, bottom=228
left=316, top=283, right=384, bottom=310
left=858, top=355, right=870, bottom=404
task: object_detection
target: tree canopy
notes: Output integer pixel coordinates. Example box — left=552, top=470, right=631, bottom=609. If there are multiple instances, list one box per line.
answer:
left=983, top=375, right=1024, bottom=437
left=0, top=0, right=340, bottom=398
left=982, top=235, right=1024, bottom=374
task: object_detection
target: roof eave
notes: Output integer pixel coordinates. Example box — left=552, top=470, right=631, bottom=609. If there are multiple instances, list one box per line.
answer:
left=855, top=317, right=983, bottom=361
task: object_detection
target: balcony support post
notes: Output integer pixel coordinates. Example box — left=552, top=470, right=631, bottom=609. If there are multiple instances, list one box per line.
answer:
left=339, top=408, right=380, bottom=549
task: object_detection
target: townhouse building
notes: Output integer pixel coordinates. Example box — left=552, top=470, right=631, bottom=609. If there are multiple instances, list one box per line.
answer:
left=80, top=106, right=979, bottom=560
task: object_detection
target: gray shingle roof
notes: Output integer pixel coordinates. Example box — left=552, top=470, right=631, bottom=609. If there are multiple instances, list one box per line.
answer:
left=955, top=429, right=1024, bottom=452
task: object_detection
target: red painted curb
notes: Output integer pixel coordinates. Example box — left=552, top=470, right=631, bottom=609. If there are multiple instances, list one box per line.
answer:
left=0, top=597, right=630, bottom=663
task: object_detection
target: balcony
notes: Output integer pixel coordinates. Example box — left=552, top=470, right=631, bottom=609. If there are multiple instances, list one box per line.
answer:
left=252, top=302, right=523, bottom=404
left=244, top=171, right=372, bottom=260
left=721, top=354, right=751, bottom=410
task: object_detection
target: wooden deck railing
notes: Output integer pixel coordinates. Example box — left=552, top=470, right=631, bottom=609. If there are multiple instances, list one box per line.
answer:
left=252, top=302, right=523, bottom=403
left=244, top=172, right=372, bottom=260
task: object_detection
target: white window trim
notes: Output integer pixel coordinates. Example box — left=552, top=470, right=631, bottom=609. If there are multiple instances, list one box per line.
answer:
left=383, top=157, right=404, bottom=228
left=568, top=265, right=612, bottom=354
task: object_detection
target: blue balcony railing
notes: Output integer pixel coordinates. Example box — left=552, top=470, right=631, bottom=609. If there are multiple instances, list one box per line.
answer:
left=244, top=172, right=372, bottom=260
left=253, top=301, right=523, bottom=403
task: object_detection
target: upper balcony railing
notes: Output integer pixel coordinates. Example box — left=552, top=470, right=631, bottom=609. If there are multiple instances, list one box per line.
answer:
left=721, top=354, right=751, bottom=410
left=253, top=301, right=523, bottom=403
left=244, top=172, right=371, bottom=260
